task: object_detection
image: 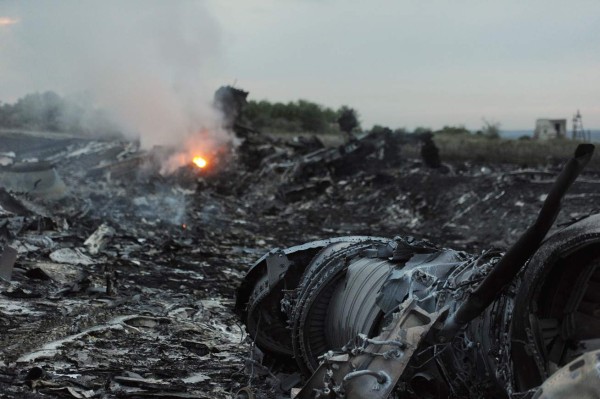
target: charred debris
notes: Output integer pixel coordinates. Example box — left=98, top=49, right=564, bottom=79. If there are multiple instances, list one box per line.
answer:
left=237, top=144, right=600, bottom=399
left=0, top=88, right=599, bottom=398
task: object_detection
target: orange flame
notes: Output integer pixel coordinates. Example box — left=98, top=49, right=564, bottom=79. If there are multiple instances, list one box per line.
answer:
left=192, top=156, right=207, bottom=169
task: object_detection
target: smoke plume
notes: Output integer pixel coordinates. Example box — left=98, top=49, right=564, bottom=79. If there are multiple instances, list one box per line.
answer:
left=0, top=1, right=228, bottom=150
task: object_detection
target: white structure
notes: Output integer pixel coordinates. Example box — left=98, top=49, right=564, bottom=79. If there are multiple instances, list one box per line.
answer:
left=534, top=119, right=567, bottom=140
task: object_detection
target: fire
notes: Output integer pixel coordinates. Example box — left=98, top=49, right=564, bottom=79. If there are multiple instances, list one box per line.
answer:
left=192, top=156, right=207, bottom=169
left=0, top=17, right=19, bottom=26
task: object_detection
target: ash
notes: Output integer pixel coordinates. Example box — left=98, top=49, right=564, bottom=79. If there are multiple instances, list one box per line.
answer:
left=0, top=130, right=598, bottom=399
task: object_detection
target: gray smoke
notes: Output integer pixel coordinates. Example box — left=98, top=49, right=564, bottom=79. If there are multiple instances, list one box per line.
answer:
left=0, top=1, right=229, bottom=150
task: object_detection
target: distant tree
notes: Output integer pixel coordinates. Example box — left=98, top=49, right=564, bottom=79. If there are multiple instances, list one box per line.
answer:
left=296, top=100, right=327, bottom=132
left=0, top=91, right=122, bottom=137
left=370, top=125, right=393, bottom=135
left=481, top=118, right=501, bottom=139
left=243, top=100, right=272, bottom=130
left=413, top=127, right=432, bottom=135
left=436, top=125, right=471, bottom=135
left=337, top=106, right=359, bottom=137
left=4, top=91, right=65, bottom=131
left=243, top=98, right=343, bottom=134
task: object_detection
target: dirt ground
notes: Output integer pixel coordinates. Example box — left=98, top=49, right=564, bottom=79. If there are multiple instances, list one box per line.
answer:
left=0, top=132, right=598, bottom=398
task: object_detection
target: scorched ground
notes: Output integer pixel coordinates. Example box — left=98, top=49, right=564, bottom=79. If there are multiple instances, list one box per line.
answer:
left=0, top=131, right=599, bottom=398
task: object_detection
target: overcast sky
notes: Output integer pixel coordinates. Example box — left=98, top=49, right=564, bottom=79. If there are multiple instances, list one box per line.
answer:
left=207, top=0, right=600, bottom=130
left=2, top=1, right=599, bottom=131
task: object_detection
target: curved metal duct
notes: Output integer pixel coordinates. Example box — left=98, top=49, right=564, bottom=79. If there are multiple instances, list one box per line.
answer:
left=289, top=241, right=388, bottom=374
left=325, top=258, right=390, bottom=350
left=235, top=236, right=391, bottom=359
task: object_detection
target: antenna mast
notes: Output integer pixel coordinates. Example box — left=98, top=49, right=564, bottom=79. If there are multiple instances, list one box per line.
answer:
left=572, top=110, right=590, bottom=142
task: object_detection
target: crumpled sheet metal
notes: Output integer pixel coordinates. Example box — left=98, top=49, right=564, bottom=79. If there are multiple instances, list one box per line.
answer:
left=240, top=213, right=600, bottom=398
left=0, top=245, right=17, bottom=282
left=376, top=248, right=468, bottom=314
left=533, top=349, right=600, bottom=399
left=49, top=248, right=95, bottom=266
left=84, top=223, right=115, bottom=255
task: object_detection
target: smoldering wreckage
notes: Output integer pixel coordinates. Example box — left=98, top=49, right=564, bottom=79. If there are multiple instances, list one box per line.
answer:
left=1, top=89, right=600, bottom=399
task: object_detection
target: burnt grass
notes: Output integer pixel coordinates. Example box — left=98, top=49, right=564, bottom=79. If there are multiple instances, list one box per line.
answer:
left=0, top=134, right=599, bottom=398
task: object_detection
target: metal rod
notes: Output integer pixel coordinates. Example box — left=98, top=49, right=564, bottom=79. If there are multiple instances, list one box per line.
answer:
left=438, top=144, right=595, bottom=341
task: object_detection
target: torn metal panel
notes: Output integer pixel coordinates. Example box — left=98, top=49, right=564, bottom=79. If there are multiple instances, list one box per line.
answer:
left=532, top=349, right=600, bottom=399
left=49, top=248, right=95, bottom=266
left=84, top=223, right=115, bottom=255
left=376, top=247, right=469, bottom=315
left=265, top=249, right=292, bottom=288
left=0, top=188, right=34, bottom=216
left=0, top=246, right=17, bottom=282
left=0, top=162, right=67, bottom=200
left=85, top=154, right=149, bottom=180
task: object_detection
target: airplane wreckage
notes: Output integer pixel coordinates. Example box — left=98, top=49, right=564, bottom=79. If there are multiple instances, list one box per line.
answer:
left=236, top=144, right=600, bottom=398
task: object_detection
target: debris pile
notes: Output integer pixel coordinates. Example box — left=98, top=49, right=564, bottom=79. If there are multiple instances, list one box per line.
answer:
left=0, top=129, right=599, bottom=398
left=237, top=145, right=600, bottom=398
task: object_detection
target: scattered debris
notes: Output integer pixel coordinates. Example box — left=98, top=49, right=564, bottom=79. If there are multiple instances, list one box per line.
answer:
left=238, top=145, right=600, bottom=397
left=84, top=223, right=115, bottom=255
left=0, top=126, right=599, bottom=399
left=0, top=161, right=67, bottom=200
left=49, top=248, right=94, bottom=266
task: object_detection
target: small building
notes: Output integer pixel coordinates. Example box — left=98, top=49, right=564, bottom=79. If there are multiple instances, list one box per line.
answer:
left=533, top=119, right=567, bottom=140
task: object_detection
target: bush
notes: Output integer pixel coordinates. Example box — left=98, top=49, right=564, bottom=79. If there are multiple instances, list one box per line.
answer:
left=337, top=106, right=360, bottom=135
left=436, top=125, right=471, bottom=136
left=481, top=119, right=501, bottom=139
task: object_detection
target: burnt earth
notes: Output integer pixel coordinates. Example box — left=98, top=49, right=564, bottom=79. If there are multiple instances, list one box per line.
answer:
left=0, top=134, right=598, bottom=398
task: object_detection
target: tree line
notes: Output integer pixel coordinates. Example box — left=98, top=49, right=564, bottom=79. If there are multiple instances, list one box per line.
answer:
left=0, top=91, right=119, bottom=136
left=0, top=91, right=361, bottom=137
left=0, top=90, right=499, bottom=140
left=243, top=99, right=359, bottom=135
